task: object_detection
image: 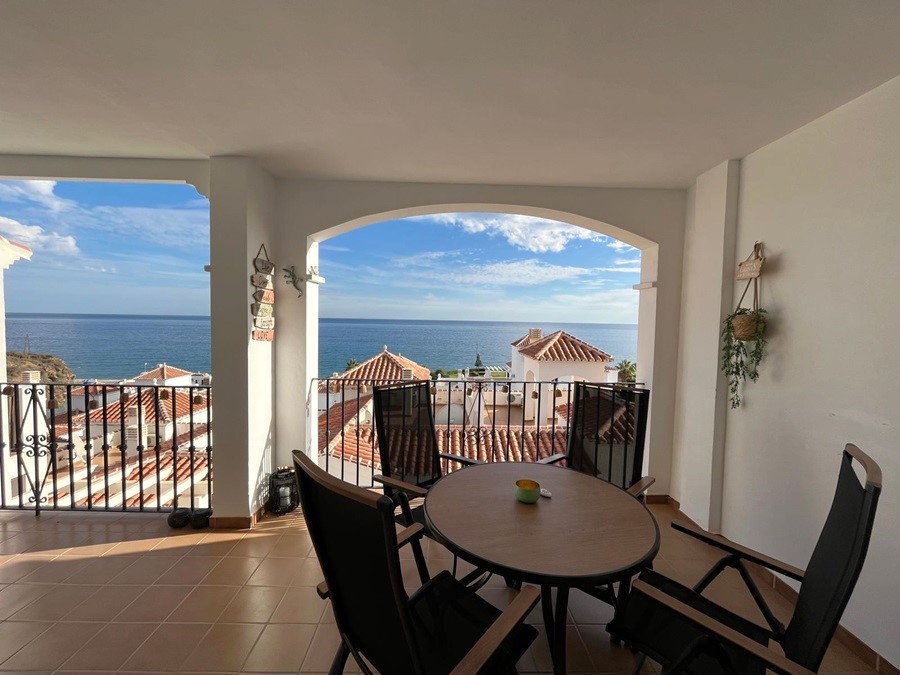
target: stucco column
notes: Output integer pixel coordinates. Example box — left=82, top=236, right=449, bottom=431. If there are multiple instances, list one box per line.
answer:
left=209, top=157, right=276, bottom=524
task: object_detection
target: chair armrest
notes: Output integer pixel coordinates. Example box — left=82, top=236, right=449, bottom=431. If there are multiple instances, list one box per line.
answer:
left=631, top=580, right=814, bottom=675
left=450, top=585, right=541, bottom=675
left=316, top=523, right=425, bottom=600
left=627, top=475, right=656, bottom=498
left=374, top=474, right=428, bottom=497
left=397, top=522, right=426, bottom=548
left=537, top=453, right=566, bottom=465
left=672, top=520, right=805, bottom=582
left=439, top=452, right=482, bottom=466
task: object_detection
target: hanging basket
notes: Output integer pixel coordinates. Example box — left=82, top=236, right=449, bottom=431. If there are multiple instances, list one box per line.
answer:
left=732, top=311, right=765, bottom=341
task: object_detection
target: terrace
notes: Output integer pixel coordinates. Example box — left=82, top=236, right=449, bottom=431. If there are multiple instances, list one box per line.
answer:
left=0, top=2, right=898, bottom=672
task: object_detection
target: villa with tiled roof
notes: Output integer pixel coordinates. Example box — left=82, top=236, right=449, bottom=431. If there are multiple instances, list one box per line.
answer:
left=318, top=346, right=430, bottom=396
left=132, top=362, right=195, bottom=386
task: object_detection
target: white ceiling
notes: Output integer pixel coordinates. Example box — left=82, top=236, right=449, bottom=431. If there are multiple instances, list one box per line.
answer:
left=1, top=1, right=899, bottom=188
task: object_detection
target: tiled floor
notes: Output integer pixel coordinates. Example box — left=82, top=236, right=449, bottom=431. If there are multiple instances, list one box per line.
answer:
left=0, top=504, right=879, bottom=674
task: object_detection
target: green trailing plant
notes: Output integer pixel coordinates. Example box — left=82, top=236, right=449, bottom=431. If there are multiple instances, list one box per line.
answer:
left=721, top=308, right=767, bottom=408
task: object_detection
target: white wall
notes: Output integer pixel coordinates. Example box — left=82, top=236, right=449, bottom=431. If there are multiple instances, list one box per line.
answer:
left=209, top=157, right=276, bottom=518
left=275, top=180, right=685, bottom=494
left=670, top=160, right=740, bottom=530
left=722, top=75, right=900, bottom=664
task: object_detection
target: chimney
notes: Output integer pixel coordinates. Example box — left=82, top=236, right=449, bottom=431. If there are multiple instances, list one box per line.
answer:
left=528, top=328, right=543, bottom=343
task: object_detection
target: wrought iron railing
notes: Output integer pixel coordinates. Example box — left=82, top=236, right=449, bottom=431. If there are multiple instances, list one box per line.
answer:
left=310, top=377, right=646, bottom=487
left=0, top=382, right=212, bottom=514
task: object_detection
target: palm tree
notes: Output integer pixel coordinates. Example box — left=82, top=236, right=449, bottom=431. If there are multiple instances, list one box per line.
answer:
left=345, top=358, right=359, bottom=371
left=616, top=359, right=637, bottom=382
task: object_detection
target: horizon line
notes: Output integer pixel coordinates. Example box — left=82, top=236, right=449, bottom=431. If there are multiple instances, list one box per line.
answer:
left=7, top=312, right=637, bottom=326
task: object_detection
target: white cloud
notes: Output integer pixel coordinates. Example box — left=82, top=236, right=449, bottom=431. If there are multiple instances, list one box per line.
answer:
left=423, top=213, right=607, bottom=253
left=0, top=215, right=80, bottom=255
left=607, top=239, right=637, bottom=252
left=0, top=180, right=75, bottom=212
left=614, top=256, right=641, bottom=265
left=450, top=259, right=592, bottom=286
left=597, top=266, right=641, bottom=273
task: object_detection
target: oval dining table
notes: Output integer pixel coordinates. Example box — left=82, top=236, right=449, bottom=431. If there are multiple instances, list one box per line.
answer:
left=423, top=461, right=659, bottom=674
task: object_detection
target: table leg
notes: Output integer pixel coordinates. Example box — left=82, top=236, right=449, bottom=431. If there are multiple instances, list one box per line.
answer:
left=540, top=585, right=555, bottom=656
left=553, top=586, right=569, bottom=675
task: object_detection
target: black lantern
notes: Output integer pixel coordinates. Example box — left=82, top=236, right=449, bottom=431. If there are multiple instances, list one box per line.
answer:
left=267, top=467, right=299, bottom=515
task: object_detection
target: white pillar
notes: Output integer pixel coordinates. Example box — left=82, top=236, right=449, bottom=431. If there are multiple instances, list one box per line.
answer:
left=209, top=157, right=276, bottom=523
left=670, top=159, right=740, bottom=531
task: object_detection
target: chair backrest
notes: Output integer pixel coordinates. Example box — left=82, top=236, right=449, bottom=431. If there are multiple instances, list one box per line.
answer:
left=292, top=450, right=423, bottom=674
left=783, top=444, right=882, bottom=671
left=373, top=381, right=441, bottom=488
left=565, top=382, right=650, bottom=490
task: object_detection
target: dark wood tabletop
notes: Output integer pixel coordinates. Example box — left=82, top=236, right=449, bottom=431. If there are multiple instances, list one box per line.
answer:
left=423, top=461, right=659, bottom=586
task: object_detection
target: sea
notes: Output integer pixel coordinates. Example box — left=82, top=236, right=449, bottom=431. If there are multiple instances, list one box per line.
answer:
left=5, top=314, right=638, bottom=381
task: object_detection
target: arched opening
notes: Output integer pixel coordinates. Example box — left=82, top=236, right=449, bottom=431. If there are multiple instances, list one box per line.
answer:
left=299, top=204, right=659, bottom=484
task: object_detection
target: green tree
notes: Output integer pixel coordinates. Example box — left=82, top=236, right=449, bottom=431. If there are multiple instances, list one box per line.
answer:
left=616, top=359, right=637, bottom=382
left=474, top=352, right=484, bottom=368
left=345, top=358, right=359, bottom=371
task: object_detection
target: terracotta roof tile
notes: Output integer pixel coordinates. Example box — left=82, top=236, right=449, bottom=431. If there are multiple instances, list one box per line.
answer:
left=88, top=389, right=210, bottom=425
left=517, top=330, right=613, bottom=363
left=135, top=363, right=194, bottom=381
left=319, top=348, right=430, bottom=391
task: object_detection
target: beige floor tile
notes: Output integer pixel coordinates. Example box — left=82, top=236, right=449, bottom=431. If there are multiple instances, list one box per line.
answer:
left=167, top=585, right=239, bottom=622
left=108, top=555, right=181, bottom=584
left=200, top=556, right=262, bottom=585
left=64, top=554, right=141, bottom=584
left=61, top=622, right=157, bottom=671
left=242, top=624, right=316, bottom=672
left=117, top=584, right=193, bottom=622
left=8, top=583, right=100, bottom=621
left=146, top=531, right=207, bottom=556
left=229, top=534, right=282, bottom=558
left=568, top=588, right=616, bottom=625
left=0, top=621, right=52, bottom=664
left=290, top=558, right=324, bottom=586
left=578, top=624, right=643, bottom=674
left=0, top=555, right=55, bottom=584
left=530, top=624, right=595, bottom=674
left=300, top=622, right=344, bottom=673
left=156, top=555, right=223, bottom=585
left=270, top=586, right=328, bottom=623
left=0, top=621, right=104, bottom=671
left=0, top=583, right=53, bottom=620
left=247, top=557, right=300, bottom=587
left=219, top=586, right=287, bottom=624
left=268, top=534, right=313, bottom=558
left=187, top=534, right=241, bottom=557
left=106, top=536, right=167, bottom=555
left=121, top=622, right=212, bottom=671
left=15, top=556, right=92, bottom=583
left=181, top=622, right=265, bottom=672
left=65, top=583, right=145, bottom=621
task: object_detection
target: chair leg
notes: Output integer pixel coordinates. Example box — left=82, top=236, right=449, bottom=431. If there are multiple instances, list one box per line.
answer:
left=505, top=576, right=522, bottom=590
left=328, top=640, right=350, bottom=675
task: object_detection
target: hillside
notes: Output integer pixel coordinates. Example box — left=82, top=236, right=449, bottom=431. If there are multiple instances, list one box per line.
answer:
left=6, top=352, right=75, bottom=383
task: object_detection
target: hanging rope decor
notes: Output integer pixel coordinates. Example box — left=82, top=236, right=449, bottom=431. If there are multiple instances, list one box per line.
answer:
left=732, top=242, right=765, bottom=340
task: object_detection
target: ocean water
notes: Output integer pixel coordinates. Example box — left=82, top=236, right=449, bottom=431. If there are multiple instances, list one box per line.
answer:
left=5, top=314, right=637, bottom=381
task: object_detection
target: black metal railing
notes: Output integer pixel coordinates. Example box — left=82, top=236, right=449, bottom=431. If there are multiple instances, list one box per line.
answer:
left=310, top=377, right=646, bottom=487
left=0, top=382, right=212, bottom=514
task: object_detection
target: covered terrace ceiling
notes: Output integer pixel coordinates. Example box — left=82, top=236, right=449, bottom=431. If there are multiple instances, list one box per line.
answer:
left=1, top=1, right=900, bottom=188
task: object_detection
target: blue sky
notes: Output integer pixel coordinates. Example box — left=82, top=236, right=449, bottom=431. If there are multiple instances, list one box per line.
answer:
left=0, top=180, right=641, bottom=323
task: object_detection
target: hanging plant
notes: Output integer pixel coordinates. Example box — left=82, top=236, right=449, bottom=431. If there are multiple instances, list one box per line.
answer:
left=721, top=242, right=767, bottom=409
left=722, top=308, right=767, bottom=408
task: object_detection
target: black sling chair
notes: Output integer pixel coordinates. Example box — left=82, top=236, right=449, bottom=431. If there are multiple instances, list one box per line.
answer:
left=536, top=381, right=654, bottom=606
left=293, top=450, right=540, bottom=675
left=609, top=444, right=882, bottom=675
left=372, top=380, right=488, bottom=584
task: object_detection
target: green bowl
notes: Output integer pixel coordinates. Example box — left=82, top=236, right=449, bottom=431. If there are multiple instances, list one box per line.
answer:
left=515, top=479, right=541, bottom=504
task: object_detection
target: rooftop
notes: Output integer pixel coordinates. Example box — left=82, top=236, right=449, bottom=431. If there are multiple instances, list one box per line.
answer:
left=518, top=330, right=614, bottom=363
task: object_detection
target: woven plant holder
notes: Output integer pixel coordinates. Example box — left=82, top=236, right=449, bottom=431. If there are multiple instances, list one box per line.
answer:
left=732, top=242, right=766, bottom=341
left=732, top=312, right=764, bottom=341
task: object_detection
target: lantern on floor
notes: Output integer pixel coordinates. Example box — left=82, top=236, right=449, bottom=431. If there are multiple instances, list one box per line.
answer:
left=267, top=466, right=299, bottom=515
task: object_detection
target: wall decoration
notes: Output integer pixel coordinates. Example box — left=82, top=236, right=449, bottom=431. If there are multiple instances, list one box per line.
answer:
left=721, top=242, right=767, bottom=408
left=251, top=244, right=275, bottom=342
left=283, top=265, right=303, bottom=298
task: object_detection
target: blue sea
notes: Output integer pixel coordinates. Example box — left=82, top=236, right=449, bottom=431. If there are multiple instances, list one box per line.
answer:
left=5, top=314, right=637, bottom=381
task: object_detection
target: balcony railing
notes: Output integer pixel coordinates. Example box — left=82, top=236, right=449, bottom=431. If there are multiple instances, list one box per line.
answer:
left=0, top=382, right=212, bottom=514
left=310, top=377, right=646, bottom=488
